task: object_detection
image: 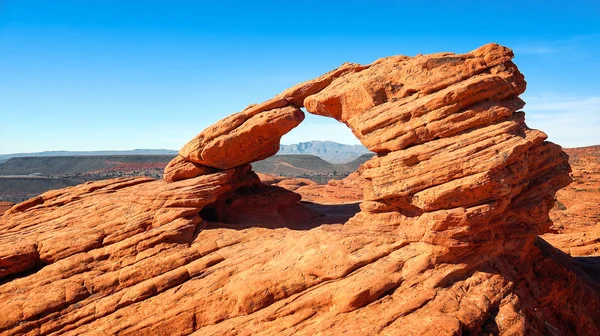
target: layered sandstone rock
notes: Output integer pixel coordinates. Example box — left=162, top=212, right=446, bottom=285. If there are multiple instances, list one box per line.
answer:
left=164, top=104, right=305, bottom=182
left=1, top=44, right=599, bottom=335
left=0, top=202, right=12, bottom=217
left=0, top=167, right=256, bottom=279
left=164, top=60, right=371, bottom=182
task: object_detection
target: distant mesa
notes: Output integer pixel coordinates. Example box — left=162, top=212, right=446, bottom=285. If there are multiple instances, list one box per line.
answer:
left=0, top=148, right=374, bottom=203
left=0, top=141, right=370, bottom=165
left=0, top=149, right=178, bottom=164
left=278, top=141, right=371, bottom=163
left=0, top=44, right=599, bottom=335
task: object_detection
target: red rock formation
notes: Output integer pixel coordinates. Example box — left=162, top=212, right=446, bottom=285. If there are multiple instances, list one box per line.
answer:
left=164, top=104, right=305, bottom=182
left=543, top=145, right=600, bottom=256
left=257, top=172, right=364, bottom=204
left=0, top=202, right=12, bottom=217
left=163, top=155, right=216, bottom=182
left=287, top=173, right=364, bottom=204
left=0, top=44, right=598, bottom=335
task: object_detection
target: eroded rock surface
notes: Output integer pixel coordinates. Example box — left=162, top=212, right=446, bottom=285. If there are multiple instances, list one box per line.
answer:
left=1, top=44, right=599, bottom=335
left=543, top=145, right=600, bottom=256
left=0, top=202, right=12, bottom=217
left=165, top=104, right=305, bottom=182
left=258, top=172, right=364, bottom=204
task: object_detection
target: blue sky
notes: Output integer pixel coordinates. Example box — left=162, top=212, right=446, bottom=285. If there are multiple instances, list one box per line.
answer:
left=1, top=0, right=599, bottom=154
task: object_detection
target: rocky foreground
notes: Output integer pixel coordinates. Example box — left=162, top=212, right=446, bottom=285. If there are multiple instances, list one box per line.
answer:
left=1, top=44, right=599, bottom=335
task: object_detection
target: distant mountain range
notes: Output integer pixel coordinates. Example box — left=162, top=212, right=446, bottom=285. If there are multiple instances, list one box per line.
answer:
left=278, top=141, right=371, bottom=163
left=0, top=141, right=373, bottom=164
left=0, top=149, right=177, bottom=164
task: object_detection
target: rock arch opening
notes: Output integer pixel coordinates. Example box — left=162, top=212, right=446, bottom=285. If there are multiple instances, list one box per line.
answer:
left=164, top=42, right=570, bottom=256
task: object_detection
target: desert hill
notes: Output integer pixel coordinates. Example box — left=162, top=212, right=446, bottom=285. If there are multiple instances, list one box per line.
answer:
left=0, top=156, right=174, bottom=203
left=0, top=155, right=174, bottom=176
left=0, top=141, right=370, bottom=165
left=0, top=154, right=374, bottom=202
left=251, top=153, right=373, bottom=176
left=0, top=149, right=178, bottom=165
left=0, top=153, right=373, bottom=177
left=279, top=141, right=371, bottom=163
left=0, top=176, right=85, bottom=204
left=0, top=44, right=598, bottom=335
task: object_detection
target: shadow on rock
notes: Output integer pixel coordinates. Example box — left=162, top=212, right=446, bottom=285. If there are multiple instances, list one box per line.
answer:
left=200, top=184, right=360, bottom=231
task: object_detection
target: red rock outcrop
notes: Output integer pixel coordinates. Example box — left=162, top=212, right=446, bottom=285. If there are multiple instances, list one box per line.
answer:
left=257, top=172, right=364, bottom=204
left=164, top=105, right=304, bottom=182
left=1, top=44, right=598, bottom=335
left=543, top=145, right=600, bottom=256
left=164, top=61, right=371, bottom=182
left=0, top=202, right=12, bottom=217
left=278, top=173, right=364, bottom=204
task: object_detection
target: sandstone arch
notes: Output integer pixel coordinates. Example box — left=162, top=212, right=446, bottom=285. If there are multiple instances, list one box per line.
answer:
left=0, top=44, right=598, bottom=335
left=165, top=43, right=568, bottom=257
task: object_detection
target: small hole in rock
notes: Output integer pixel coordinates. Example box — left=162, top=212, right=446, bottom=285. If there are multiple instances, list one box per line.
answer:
left=199, top=207, right=219, bottom=222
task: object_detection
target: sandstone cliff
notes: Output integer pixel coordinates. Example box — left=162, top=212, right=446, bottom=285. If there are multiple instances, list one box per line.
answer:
left=0, top=44, right=598, bottom=336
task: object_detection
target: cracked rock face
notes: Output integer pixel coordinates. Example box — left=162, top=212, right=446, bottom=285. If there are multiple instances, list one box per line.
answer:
left=1, top=44, right=599, bottom=335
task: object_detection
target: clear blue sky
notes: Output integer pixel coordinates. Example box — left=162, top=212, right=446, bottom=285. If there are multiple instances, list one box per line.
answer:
left=1, top=0, right=599, bottom=154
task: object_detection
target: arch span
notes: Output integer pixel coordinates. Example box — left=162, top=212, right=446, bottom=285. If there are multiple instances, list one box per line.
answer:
left=165, top=43, right=569, bottom=255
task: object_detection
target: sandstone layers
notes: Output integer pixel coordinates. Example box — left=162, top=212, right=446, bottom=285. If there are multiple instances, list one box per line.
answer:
left=0, top=202, right=13, bottom=217
left=1, top=44, right=599, bottom=335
